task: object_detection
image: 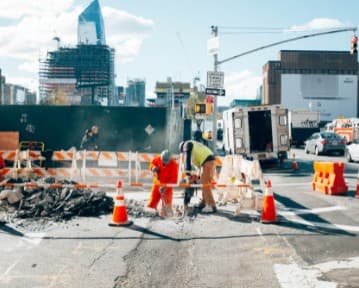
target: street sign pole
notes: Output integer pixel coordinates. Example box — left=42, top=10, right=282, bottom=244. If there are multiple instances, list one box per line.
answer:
left=211, top=26, right=218, bottom=152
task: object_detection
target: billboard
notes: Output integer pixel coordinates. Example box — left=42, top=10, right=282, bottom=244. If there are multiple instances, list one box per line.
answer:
left=281, top=74, right=357, bottom=121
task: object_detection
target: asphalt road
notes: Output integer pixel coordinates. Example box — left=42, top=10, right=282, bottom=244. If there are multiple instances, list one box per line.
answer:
left=1, top=148, right=359, bottom=288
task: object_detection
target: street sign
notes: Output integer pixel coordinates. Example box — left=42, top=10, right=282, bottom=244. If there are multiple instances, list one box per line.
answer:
left=207, top=71, right=224, bottom=88
left=207, top=36, right=219, bottom=55
left=205, top=88, right=226, bottom=97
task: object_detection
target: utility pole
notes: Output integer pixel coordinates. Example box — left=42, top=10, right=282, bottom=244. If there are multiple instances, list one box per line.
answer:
left=211, top=25, right=218, bottom=152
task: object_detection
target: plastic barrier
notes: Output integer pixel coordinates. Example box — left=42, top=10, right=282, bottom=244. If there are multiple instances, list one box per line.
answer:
left=0, top=149, right=223, bottom=184
left=311, top=161, right=348, bottom=195
left=216, top=155, right=265, bottom=214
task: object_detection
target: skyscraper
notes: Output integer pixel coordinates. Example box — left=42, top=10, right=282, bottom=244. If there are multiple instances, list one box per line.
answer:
left=39, top=0, right=118, bottom=106
left=78, top=0, right=106, bottom=45
left=125, top=79, right=146, bottom=107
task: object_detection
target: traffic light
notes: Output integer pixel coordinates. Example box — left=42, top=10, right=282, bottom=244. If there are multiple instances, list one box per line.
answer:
left=206, top=103, right=213, bottom=114
left=195, top=103, right=206, bottom=114
left=350, top=35, right=358, bottom=54
left=195, top=103, right=213, bottom=115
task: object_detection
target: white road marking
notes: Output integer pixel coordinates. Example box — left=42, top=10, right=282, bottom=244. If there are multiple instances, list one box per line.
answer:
left=273, top=182, right=310, bottom=187
left=288, top=217, right=359, bottom=233
left=314, top=256, right=359, bottom=273
left=274, top=262, right=335, bottom=288
left=279, top=206, right=346, bottom=216
left=255, top=227, right=265, bottom=241
left=0, top=261, right=19, bottom=283
left=23, top=232, right=46, bottom=246
left=275, top=257, right=359, bottom=288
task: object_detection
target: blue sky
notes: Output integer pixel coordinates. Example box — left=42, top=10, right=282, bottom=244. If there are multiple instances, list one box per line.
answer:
left=0, top=0, right=358, bottom=105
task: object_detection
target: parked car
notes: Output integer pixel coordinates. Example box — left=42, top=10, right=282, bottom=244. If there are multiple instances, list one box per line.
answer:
left=345, top=138, right=359, bottom=162
left=304, top=132, right=346, bottom=155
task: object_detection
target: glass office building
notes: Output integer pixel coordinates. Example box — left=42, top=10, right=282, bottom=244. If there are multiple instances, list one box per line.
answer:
left=78, top=0, right=106, bottom=45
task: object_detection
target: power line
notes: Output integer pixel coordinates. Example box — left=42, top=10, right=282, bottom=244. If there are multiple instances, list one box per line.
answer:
left=217, top=27, right=357, bottom=65
left=176, top=31, right=195, bottom=77
left=218, top=26, right=284, bottom=30
left=221, top=31, right=283, bottom=35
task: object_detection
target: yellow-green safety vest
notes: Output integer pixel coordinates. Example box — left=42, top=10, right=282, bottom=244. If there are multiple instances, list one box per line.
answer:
left=191, top=141, right=213, bottom=168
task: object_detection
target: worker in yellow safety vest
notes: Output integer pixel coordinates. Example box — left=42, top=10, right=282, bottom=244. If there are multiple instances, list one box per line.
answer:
left=179, top=140, right=217, bottom=213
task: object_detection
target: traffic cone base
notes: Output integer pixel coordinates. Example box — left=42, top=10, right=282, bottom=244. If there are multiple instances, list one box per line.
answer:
left=109, top=194, right=133, bottom=227
left=109, top=220, right=133, bottom=227
left=261, top=195, right=277, bottom=223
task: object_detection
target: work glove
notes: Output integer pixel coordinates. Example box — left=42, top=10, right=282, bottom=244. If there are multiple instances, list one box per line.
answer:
left=152, top=166, right=159, bottom=175
left=159, top=186, right=166, bottom=194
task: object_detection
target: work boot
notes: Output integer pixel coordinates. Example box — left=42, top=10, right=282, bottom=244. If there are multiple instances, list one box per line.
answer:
left=202, top=205, right=217, bottom=213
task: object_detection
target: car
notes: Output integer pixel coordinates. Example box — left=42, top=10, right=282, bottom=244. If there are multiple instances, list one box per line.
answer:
left=304, top=132, right=346, bottom=156
left=345, top=138, right=359, bottom=162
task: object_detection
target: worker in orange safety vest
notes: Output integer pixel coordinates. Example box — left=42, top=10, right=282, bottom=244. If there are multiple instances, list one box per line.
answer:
left=147, top=150, right=178, bottom=214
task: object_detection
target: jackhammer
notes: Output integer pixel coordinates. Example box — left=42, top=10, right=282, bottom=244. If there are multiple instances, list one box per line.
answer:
left=183, top=174, right=199, bottom=210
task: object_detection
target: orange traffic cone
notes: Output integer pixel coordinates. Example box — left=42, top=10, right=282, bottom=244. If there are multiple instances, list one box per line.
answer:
left=109, top=181, right=133, bottom=227
left=292, top=153, right=298, bottom=170
left=261, top=180, right=278, bottom=223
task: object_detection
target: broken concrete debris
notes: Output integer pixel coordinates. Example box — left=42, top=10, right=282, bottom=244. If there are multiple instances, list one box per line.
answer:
left=0, top=177, right=113, bottom=221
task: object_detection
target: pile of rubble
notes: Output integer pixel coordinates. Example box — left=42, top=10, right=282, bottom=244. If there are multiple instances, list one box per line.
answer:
left=0, top=177, right=113, bottom=221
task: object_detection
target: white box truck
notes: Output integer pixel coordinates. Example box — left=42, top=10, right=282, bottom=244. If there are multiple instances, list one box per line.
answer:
left=223, top=105, right=290, bottom=161
left=288, top=110, right=320, bottom=147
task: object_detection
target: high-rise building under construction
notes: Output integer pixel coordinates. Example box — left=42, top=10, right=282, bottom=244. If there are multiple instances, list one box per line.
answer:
left=39, top=0, right=118, bottom=106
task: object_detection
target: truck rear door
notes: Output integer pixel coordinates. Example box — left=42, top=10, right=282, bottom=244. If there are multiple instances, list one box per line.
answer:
left=232, top=109, right=248, bottom=154
left=273, top=107, right=290, bottom=152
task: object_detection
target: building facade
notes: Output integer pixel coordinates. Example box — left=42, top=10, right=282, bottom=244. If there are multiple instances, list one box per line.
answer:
left=2, top=83, right=36, bottom=105
left=153, top=78, right=191, bottom=108
left=125, top=79, right=146, bottom=107
left=263, top=50, right=358, bottom=121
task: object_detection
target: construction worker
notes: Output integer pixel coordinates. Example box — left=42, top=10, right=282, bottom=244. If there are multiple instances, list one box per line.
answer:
left=179, top=140, right=217, bottom=213
left=80, top=125, right=99, bottom=150
left=147, top=150, right=178, bottom=215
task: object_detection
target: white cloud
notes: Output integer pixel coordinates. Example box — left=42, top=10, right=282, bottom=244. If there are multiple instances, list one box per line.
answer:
left=103, top=6, right=154, bottom=63
left=220, top=71, right=262, bottom=106
left=0, top=1, right=154, bottom=89
left=18, top=61, right=39, bottom=74
left=0, top=3, right=80, bottom=61
left=0, top=1, right=75, bottom=19
left=286, top=18, right=347, bottom=32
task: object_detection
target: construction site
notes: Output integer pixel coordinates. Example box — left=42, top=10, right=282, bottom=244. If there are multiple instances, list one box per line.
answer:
left=39, top=44, right=117, bottom=106
left=1, top=0, right=359, bottom=286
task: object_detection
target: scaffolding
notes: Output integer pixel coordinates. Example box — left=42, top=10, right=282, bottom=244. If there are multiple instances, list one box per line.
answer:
left=39, top=44, right=117, bottom=105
